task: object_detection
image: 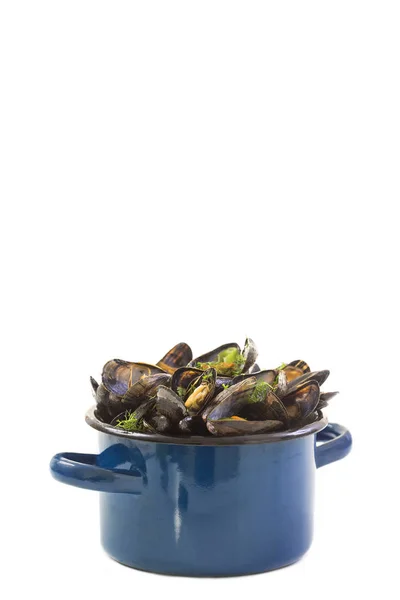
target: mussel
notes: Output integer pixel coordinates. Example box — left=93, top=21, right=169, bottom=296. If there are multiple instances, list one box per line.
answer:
left=184, top=368, right=216, bottom=414
left=152, top=386, right=188, bottom=432
left=179, top=415, right=209, bottom=435
left=202, top=377, right=257, bottom=420
left=156, top=342, right=193, bottom=374
left=122, top=373, right=171, bottom=409
left=240, top=389, right=289, bottom=424
left=89, top=341, right=337, bottom=439
left=102, top=359, right=166, bottom=396
left=189, top=338, right=257, bottom=378
left=232, top=369, right=276, bottom=386
left=171, top=367, right=204, bottom=396
left=206, top=377, right=288, bottom=428
left=285, top=370, right=330, bottom=393
left=205, top=377, right=258, bottom=420
left=241, top=338, right=258, bottom=373
left=93, top=380, right=126, bottom=420
left=281, top=381, right=320, bottom=422
left=283, top=360, right=310, bottom=382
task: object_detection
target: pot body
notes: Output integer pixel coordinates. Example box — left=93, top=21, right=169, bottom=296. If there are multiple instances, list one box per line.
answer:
left=50, top=420, right=352, bottom=576
left=98, top=433, right=315, bottom=575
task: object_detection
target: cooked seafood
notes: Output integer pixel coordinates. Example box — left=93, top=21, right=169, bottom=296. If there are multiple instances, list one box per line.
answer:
left=89, top=342, right=337, bottom=437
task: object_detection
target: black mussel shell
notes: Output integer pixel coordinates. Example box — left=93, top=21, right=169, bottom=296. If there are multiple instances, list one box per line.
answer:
left=283, top=361, right=310, bottom=383
left=94, top=402, right=110, bottom=423
left=285, top=370, right=329, bottom=394
left=188, top=343, right=242, bottom=375
left=102, top=359, right=166, bottom=396
left=232, top=369, right=276, bottom=386
left=122, top=373, right=171, bottom=409
left=189, top=342, right=240, bottom=366
left=283, top=365, right=304, bottom=382
left=95, top=383, right=125, bottom=420
left=110, top=398, right=156, bottom=429
left=250, top=363, right=261, bottom=373
left=240, top=390, right=289, bottom=424
left=154, top=386, right=188, bottom=425
left=282, top=381, right=320, bottom=422
left=179, top=415, right=210, bottom=435
left=157, top=343, right=193, bottom=374
left=205, top=377, right=256, bottom=421
left=242, top=338, right=258, bottom=373
left=207, top=418, right=284, bottom=436
left=102, top=359, right=134, bottom=396
left=171, top=367, right=203, bottom=395
left=287, top=360, right=310, bottom=374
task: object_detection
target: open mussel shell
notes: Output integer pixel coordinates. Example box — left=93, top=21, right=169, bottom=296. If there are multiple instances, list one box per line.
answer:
left=156, top=342, right=193, bottom=374
left=122, top=373, right=171, bottom=409
left=207, top=417, right=284, bottom=436
left=184, top=368, right=216, bottom=415
left=189, top=342, right=240, bottom=368
left=171, top=367, right=203, bottom=395
left=242, top=337, right=258, bottom=373
left=285, top=370, right=330, bottom=394
left=179, top=415, right=210, bottom=435
left=283, top=361, right=310, bottom=383
left=102, top=359, right=166, bottom=396
left=232, top=369, right=276, bottom=386
left=240, top=390, right=289, bottom=424
left=102, top=359, right=133, bottom=396
left=205, top=377, right=257, bottom=421
left=154, top=386, right=188, bottom=425
left=287, top=360, right=310, bottom=373
left=282, top=381, right=320, bottom=422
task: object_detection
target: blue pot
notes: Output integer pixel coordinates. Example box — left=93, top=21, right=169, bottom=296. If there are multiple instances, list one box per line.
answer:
left=50, top=407, right=352, bottom=576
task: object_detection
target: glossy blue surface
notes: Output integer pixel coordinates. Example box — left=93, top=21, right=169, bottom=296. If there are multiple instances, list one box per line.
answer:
left=50, top=422, right=352, bottom=576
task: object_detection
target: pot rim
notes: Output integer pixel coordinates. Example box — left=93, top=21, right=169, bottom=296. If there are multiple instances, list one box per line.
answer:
left=85, top=406, right=328, bottom=446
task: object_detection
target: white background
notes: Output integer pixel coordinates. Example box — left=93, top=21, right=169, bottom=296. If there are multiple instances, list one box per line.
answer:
left=1, top=1, right=399, bottom=598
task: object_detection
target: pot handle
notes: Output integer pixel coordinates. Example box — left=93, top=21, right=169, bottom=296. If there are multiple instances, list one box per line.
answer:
left=315, top=423, right=352, bottom=468
left=50, top=451, right=145, bottom=494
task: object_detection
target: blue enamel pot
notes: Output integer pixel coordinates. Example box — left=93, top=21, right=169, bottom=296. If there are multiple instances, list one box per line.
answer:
left=50, top=407, right=352, bottom=576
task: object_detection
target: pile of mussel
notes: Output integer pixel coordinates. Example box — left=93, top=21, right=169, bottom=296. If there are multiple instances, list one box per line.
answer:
left=90, top=339, right=337, bottom=437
